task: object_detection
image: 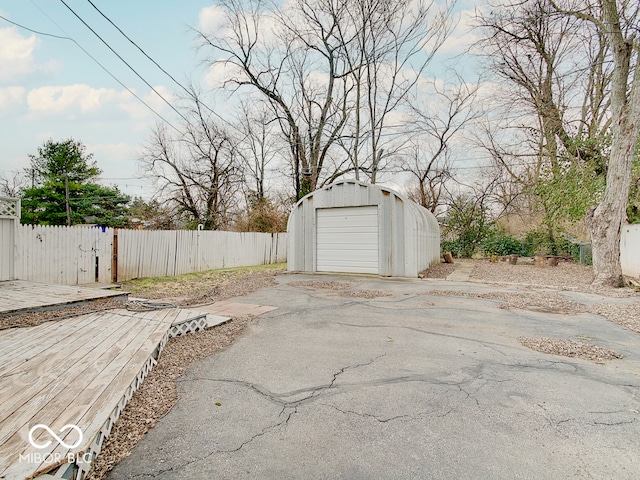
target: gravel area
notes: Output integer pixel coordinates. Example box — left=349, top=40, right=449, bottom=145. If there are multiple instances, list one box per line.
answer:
left=420, top=262, right=456, bottom=279
left=518, top=336, right=623, bottom=362
left=289, top=280, right=353, bottom=290
left=427, top=290, right=588, bottom=315
left=468, top=259, right=637, bottom=297
left=589, top=303, right=640, bottom=334
left=338, top=290, right=391, bottom=299
left=470, top=259, right=594, bottom=288
left=290, top=280, right=390, bottom=299
left=0, top=298, right=125, bottom=330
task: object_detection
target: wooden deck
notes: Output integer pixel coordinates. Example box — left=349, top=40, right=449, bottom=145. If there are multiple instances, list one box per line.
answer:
left=0, top=307, right=207, bottom=480
left=0, top=280, right=126, bottom=316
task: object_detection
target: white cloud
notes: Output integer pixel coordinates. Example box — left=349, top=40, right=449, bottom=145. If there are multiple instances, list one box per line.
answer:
left=438, top=8, right=480, bottom=55
left=0, top=86, right=25, bottom=108
left=27, top=84, right=130, bottom=114
left=198, top=6, right=228, bottom=32
left=118, top=85, right=174, bottom=123
left=0, top=27, right=39, bottom=82
left=204, top=61, right=245, bottom=89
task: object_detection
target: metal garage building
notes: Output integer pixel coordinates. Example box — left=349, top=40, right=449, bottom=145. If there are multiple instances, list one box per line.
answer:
left=287, top=180, right=440, bottom=277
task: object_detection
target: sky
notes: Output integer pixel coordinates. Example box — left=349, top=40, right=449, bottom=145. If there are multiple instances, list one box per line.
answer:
left=0, top=0, right=479, bottom=200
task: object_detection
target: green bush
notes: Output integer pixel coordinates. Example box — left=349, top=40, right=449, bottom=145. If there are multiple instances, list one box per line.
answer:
left=481, top=233, right=524, bottom=256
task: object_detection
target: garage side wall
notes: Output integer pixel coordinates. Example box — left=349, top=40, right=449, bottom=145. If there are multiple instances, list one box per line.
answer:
left=287, top=181, right=440, bottom=277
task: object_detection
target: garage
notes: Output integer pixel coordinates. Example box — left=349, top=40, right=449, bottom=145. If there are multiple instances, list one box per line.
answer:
left=316, top=206, right=379, bottom=274
left=287, top=180, right=440, bottom=277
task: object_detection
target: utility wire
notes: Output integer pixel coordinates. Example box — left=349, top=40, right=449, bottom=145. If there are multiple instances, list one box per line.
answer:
left=3, top=11, right=181, bottom=133
left=58, top=0, right=193, bottom=128
left=83, top=0, right=233, bottom=127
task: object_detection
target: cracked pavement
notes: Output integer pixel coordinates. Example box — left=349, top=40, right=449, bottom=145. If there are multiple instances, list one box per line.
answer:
left=109, top=274, right=640, bottom=480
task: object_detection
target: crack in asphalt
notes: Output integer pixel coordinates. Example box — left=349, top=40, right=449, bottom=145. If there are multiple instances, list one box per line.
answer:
left=333, top=321, right=510, bottom=355
left=135, top=355, right=386, bottom=477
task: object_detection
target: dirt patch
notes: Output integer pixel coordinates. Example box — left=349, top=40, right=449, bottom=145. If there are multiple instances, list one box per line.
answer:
left=467, top=259, right=637, bottom=297
left=427, top=290, right=587, bottom=315
left=290, top=280, right=352, bottom=290
left=290, top=280, right=390, bottom=299
left=469, top=259, right=594, bottom=288
left=518, top=336, right=623, bottom=362
left=85, top=316, right=253, bottom=480
left=419, top=262, right=456, bottom=279
left=338, top=290, right=392, bottom=299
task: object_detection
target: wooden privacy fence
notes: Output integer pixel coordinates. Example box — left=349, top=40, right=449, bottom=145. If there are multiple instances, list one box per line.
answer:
left=15, top=225, right=114, bottom=285
left=116, top=229, right=286, bottom=281
left=13, top=225, right=287, bottom=285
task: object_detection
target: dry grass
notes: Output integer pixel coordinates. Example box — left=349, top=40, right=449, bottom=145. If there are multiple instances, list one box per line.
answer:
left=123, top=263, right=286, bottom=301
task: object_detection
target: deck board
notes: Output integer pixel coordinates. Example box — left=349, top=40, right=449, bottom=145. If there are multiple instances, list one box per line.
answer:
left=0, top=280, right=126, bottom=316
left=0, top=307, right=204, bottom=480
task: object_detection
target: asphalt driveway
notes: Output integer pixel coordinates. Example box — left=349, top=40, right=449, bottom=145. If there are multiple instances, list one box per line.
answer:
left=109, top=274, right=640, bottom=479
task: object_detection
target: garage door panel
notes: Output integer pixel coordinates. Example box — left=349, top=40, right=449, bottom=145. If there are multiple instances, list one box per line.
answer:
left=316, top=234, right=378, bottom=244
left=316, top=206, right=378, bottom=274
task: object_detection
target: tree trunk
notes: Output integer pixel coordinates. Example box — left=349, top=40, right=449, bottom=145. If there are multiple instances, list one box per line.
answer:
left=586, top=125, right=634, bottom=287
left=586, top=0, right=640, bottom=288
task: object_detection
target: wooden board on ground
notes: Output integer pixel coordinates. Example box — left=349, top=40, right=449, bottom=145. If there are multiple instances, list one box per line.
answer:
left=0, top=281, right=126, bottom=316
left=0, top=307, right=205, bottom=480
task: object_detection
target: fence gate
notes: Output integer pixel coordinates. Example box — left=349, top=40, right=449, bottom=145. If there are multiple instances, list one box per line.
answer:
left=0, top=197, right=20, bottom=281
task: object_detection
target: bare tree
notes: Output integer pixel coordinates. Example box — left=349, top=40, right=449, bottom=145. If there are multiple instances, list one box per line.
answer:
left=199, top=0, right=454, bottom=198
left=478, top=0, right=639, bottom=285
left=0, top=171, right=27, bottom=197
left=235, top=102, right=282, bottom=202
left=550, top=0, right=640, bottom=286
left=477, top=0, right=609, bottom=181
left=403, top=79, right=480, bottom=213
left=140, top=105, right=241, bottom=230
left=335, top=0, right=453, bottom=183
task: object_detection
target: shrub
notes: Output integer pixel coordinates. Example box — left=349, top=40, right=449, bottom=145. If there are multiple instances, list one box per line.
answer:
left=482, top=233, right=524, bottom=256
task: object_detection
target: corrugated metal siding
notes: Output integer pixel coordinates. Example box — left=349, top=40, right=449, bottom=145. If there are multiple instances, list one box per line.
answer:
left=287, top=180, right=440, bottom=277
left=316, top=206, right=379, bottom=274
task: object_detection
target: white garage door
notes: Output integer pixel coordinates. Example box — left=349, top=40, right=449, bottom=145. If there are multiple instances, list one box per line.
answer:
left=316, top=206, right=379, bottom=274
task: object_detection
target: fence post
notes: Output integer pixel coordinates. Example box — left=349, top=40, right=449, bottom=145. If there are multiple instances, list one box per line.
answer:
left=112, top=229, right=118, bottom=283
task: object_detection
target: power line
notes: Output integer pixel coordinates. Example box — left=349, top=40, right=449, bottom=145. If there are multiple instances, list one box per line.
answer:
left=5, top=9, right=181, bottom=133
left=83, top=0, right=233, bottom=127
left=58, top=0, right=193, bottom=128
